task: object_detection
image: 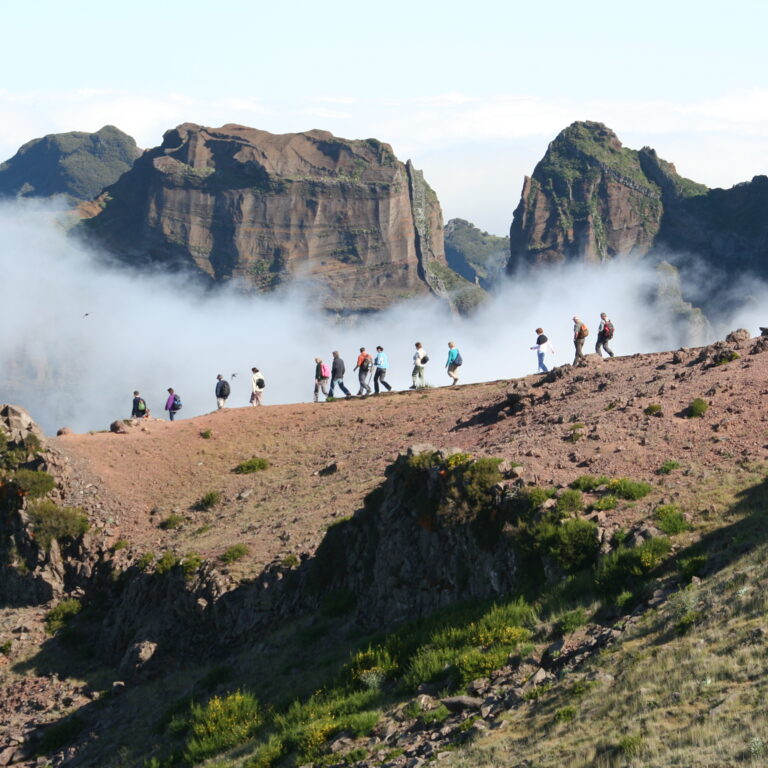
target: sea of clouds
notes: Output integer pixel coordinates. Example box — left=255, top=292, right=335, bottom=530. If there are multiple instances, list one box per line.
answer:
left=0, top=200, right=764, bottom=435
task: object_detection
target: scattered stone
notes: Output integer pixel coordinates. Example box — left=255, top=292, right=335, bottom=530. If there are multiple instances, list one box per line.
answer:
left=109, top=420, right=129, bottom=434
left=56, top=426, right=73, bottom=436
left=440, top=696, right=483, bottom=713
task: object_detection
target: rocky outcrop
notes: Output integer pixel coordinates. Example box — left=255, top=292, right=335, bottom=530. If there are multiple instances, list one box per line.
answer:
left=79, top=123, right=458, bottom=313
left=508, top=121, right=768, bottom=305
left=0, top=126, right=140, bottom=203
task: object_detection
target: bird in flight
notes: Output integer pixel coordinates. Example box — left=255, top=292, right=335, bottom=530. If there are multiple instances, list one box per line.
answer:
left=83, top=313, right=90, bottom=318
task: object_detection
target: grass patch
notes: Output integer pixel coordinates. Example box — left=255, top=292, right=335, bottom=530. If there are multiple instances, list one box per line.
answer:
left=591, top=494, right=617, bottom=511
left=644, top=403, right=663, bottom=416
left=159, top=513, right=184, bottom=530
left=594, top=537, right=672, bottom=597
left=657, top=460, right=681, bottom=475
left=45, top=598, right=82, bottom=635
left=570, top=475, right=610, bottom=492
left=10, top=468, right=55, bottom=498
left=234, top=457, right=270, bottom=474
left=111, top=538, right=129, bottom=551
left=654, top=504, right=691, bottom=535
left=555, top=489, right=584, bottom=516
left=155, top=551, right=181, bottom=575
left=195, top=491, right=222, bottom=510
left=136, top=552, right=154, bottom=570
left=27, top=501, right=89, bottom=551
left=220, top=544, right=249, bottom=564
left=608, top=477, right=652, bottom=500
left=200, top=429, right=212, bottom=439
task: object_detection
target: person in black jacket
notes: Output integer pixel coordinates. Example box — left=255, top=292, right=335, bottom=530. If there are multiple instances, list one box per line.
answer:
left=329, top=351, right=352, bottom=399
left=531, top=328, right=554, bottom=373
left=215, top=374, right=230, bottom=409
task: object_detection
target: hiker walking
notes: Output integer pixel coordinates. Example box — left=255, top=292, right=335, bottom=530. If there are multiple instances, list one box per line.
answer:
left=572, top=316, right=588, bottom=367
left=411, top=342, right=428, bottom=389
left=250, top=367, right=265, bottom=406
left=354, top=347, right=373, bottom=396
left=595, top=313, right=615, bottom=358
left=215, top=374, right=230, bottom=409
left=530, top=328, right=555, bottom=373
left=373, top=346, right=392, bottom=394
left=164, top=388, right=182, bottom=421
left=314, top=358, right=331, bottom=402
left=131, top=390, right=149, bottom=419
left=445, top=341, right=462, bottom=385
left=329, top=351, right=352, bottom=399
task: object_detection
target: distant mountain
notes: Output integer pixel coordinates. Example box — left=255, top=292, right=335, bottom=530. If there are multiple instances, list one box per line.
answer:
left=0, top=125, right=141, bottom=202
left=444, top=218, right=508, bottom=289
left=507, top=121, right=768, bottom=299
left=78, top=123, right=481, bottom=314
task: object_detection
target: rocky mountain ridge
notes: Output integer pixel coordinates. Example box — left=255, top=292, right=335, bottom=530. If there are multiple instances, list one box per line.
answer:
left=77, top=123, right=479, bottom=314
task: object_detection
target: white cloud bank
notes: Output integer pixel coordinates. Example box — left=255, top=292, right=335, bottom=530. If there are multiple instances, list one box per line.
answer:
left=1, top=201, right=764, bottom=436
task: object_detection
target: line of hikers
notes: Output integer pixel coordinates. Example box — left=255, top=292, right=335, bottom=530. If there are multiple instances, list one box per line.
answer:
left=313, top=342, right=463, bottom=402
left=530, top=312, right=616, bottom=373
left=130, top=367, right=266, bottom=421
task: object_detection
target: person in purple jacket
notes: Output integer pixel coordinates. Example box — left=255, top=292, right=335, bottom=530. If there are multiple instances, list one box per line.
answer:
left=165, top=388, right=181, bottom=421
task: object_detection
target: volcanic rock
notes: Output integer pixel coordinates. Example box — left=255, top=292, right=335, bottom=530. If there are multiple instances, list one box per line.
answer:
left=79, top=123, right=463, bottom=313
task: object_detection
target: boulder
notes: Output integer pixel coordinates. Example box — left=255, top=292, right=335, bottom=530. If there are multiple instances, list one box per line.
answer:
left=110, top=420, right=129, bottom=434
left=117, top=640, right=159, bottom=682
left=725, top=328, right=751, bottom=344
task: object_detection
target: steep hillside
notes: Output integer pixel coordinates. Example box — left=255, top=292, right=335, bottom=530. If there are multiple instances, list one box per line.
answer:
left=77, top=124, right=469, bottom=314
left=444, top=219, right=508, bottom=289
left=0, top=126, right=140, bottom=203
left=2, top=330, right=768, bottom=767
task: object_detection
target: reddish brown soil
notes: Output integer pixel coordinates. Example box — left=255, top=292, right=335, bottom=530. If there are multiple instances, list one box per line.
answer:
left=53, top=342, right=768, bottom=580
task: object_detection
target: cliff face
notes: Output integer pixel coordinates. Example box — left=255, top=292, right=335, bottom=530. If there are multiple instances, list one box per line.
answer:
left=508, top=121, right=768, bottom=294
left=444, top=218, right=509, bottom=289
left=508, top=121, right=706, bottom=270
left=80, top=123, right=452, bottom=313
left=0, top=125, right=140, bottom=203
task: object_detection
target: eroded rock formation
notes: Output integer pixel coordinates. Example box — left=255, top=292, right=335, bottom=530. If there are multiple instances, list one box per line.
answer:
left=80, top=124, right=455, bottom=313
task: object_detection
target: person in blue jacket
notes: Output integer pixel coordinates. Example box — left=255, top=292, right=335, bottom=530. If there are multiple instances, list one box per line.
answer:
left=373, top=345, right=392, bottom=394
left=446, top=341, right=462, bottom=385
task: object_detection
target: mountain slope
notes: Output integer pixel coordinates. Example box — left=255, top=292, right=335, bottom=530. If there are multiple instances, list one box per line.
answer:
left=0, top=126, right=140, bottom=203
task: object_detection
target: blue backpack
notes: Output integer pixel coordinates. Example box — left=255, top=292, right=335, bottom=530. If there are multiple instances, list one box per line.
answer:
left=172, top=394, right=182, bottom=411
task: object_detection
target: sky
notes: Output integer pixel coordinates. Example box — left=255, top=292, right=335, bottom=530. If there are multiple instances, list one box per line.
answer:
left=1, top=0, right=768, bottom=234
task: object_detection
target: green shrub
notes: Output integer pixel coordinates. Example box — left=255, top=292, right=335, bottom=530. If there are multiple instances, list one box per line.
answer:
left=657, top=460, right=681, bottom=475
left=183, top=690, right=262, bottom=763
left=181, top=552, right=203, bottom=578
left=155, top=551, right=181, bottom=574
left=281, top=553, right=299, bottom=568
left=643, top=403, right=662, bottom=416
left=136, top=552, right=154, bottom=570
left=566, top=423, right=585, bottom=442
left=535, top=518, right=599, bottom=573
left=11, top=469, right=55, bottom=498
left=27, top=501, right=89, bottom=551
left=248, top=733, right=285, bottom=767
left=554, top=705, right=577, bottom=723
left=419, top=704, right=450, bottom=725
left=45, top=598, right=82, bottom=635
left=714, top=350, right=739, bottom=366
left=234, top=457, right=269, bottom=474
left=555, top=489, right=584, bottom=516
left=679, top=554, right=707, bottom=583
left=0, top=640, right=11, bottom=656
left=654, top=505, right=690, bottom=535
left=558, top=607, right=587, bottom=635
left=615, top=590, right=635, bottom=611
left=594, top=538, right=672, bottom=596
left=159, top=513, right=184, bottom=530
left=611, top=528, right=630, bottom=546
left=347, top=645, right=398, bottom=688
left=687, top=398, right=709, bottom=418
left=37, top=714, right=85, bottom=755
left=220, top=544, right=249, bottom=564
left=570, top=475, right=610, bottom=492
left=112, top=539, right=129, bottom=551
left=618, top=733, right=643, bottom=756
left=609, top=478, right=652, bottom=500
left=200, top=429, right=212, bottom=439
left=591, top=494, right=617, bottom=511
left=195, top=491, right=221, bottom=510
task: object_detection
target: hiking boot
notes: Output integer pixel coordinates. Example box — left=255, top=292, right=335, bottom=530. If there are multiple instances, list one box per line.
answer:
left=409, top=385, right=417, bottom=389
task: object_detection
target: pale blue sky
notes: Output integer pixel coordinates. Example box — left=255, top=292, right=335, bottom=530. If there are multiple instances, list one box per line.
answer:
left=2, top=0, right=767, bottom=232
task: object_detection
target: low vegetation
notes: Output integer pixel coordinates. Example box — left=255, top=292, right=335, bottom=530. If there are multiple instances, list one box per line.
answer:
left=45, top=598, right=82, bottom=635
left=220, top=544, right=249, bottom=564
left=687, top=397, right=709, bottom=418
left=233, top=457, right=270, bottom=474
left=658, top=459, right=681, bottom=475
left=9, top=468, right=55, bottom=498
left=194, top=491, right=221, bottom=510
left=27, top=500, right=89, bottom=551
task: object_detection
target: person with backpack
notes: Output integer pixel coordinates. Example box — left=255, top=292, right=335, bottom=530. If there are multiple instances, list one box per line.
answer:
left=354, top=347, right=373, bottom=396
left=446, top=341, right=462, bottom=385
left=215, top=374, right=231, bottom=409
left=530, top=328, right=555, bottom=373
left=572, top=316, right=589, bottom=367
left=373, top=346, right=392, bottom=394
left=411, top=342, right=428, bottom=389
left=595, top=312, right=615, bottom=358
left=329, top=351, right=352, bottom=399
left=165, top=388, right=182, bottom=421
left=314, top=357, right=331, bottom=402
left=250, top=367, right=265, bottom=406
left=131, top=390, right=149, bottom=419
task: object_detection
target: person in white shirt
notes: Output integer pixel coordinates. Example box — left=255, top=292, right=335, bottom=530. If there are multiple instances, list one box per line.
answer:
left=410, top=342, right=428, bottom=388
left=250, top=367, right=265, bottom=405
left=530, top=328, right=555, bottom=373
